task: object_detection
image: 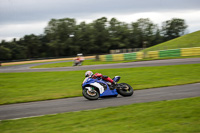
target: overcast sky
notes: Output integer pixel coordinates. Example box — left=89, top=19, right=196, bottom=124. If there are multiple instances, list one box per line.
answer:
left=0, top=0, right=200, bottom=41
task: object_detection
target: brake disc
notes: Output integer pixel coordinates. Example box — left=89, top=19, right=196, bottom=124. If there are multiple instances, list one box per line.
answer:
left=87, top=90, right=97, bottom=96
left=122, top=85, right=129, bottom=91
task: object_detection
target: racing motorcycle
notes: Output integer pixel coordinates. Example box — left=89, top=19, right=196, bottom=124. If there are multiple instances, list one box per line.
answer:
left=82, top=76, right=133, bottom=100
left=73, top=60, right=83, bottom=66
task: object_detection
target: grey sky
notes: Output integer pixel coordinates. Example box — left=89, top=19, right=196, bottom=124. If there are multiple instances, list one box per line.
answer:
left=0, top=0, right=200, bottom=41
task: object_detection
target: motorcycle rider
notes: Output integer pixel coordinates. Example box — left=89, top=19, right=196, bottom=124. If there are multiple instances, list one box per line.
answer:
left=73, top=54, right=85, bottom=66
left=85, top=70, right=118, bottom=89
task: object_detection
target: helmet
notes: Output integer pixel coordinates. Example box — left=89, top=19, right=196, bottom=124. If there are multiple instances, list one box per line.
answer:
left=85, top=71, right=93, bottom=77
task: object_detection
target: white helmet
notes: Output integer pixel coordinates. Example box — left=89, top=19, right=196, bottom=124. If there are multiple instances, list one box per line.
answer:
left=85, top=71, right=93, bottom=77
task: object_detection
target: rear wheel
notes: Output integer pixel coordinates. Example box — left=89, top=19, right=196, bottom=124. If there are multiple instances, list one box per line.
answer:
left=117, top=83, right=133, bottom=97
left=82, top=87, right=99, bottom=100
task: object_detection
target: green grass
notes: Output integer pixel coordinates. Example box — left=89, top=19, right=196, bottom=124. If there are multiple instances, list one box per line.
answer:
left=143, top=30, right=200, bottom=52
left=31, top=59, right=133, bottom=68
left=0, top=97, right=199, bottom=133
left=31, top=61, right=74, bottom=68
left=0, top=64, right=200, bottom=105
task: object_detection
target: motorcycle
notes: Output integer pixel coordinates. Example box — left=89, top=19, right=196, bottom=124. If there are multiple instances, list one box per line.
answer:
left=73, top=60, right=83, bottom=66
left=82, top=76, right=133, bottom=100
left=73, top=57, right=84, bottom=66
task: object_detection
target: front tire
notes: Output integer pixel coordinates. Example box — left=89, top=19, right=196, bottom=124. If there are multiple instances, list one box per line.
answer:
left=82, top=87, right=99, bottom=100
left=117, top=83, right=133, bottom=97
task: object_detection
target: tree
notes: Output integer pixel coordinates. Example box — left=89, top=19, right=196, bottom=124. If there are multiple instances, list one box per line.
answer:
left=46, top=39, right=63, bottom=57
left=151, top=28, right=163, bottom=47
left=130, top=18, right=158, bottom=48
left=44, top=18, right=77, bottom=55
left=0, top=46, right=11, bottom=60
left=92, top=17, right=110, bottom=53
left=161, top=18, right=188, bottom=41
left=108, top=18, right=130, bottom=49
left=73, top=22, right=95, bottom=55
left=20, top=34, right=42, bottom=58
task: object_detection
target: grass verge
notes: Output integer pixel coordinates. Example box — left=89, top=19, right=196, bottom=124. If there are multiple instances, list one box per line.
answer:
left=0, top=97, right=200, bottom=133
left=31, top=56, right=200, bottom=68
left=1, top=56, right=95, bottom=66
left=31, top=59, right=131, bottom=68
left=0, top=64, right=200, bottom=105
left=143, top=30, right=200, bottom=52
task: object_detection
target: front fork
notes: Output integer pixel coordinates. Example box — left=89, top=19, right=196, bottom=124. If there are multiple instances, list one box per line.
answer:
left=85, top=86, right=95, bottom=92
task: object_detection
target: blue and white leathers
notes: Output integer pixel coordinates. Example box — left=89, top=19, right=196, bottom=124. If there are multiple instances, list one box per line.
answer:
left=82, top=77, right=118, bottom=97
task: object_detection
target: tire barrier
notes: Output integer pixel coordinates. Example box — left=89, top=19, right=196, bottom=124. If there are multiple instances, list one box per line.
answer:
left=99, top=47, right=200, bottom=61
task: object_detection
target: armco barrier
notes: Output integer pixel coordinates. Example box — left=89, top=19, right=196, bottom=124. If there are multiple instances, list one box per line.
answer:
left=105, top=54, right=113, bottom=61
left=168, top=49, right=181, bottom=57
left=159, top=49, right=180, bottom=58
left=99, top=47, right=200, bottom=61
left=193, top=47, right=200, bottom=56
left=136, top=52, right=143, bottom=59
left=99, top=55, right=106, bottom=61
left=181, top=47, right=200, bottom=56
left=112, top=54, right=124, bottom=61
left=147, top=51, right=159, bottom=59
left=181, top=48, right=193, bottom=56
left=124, top=53, right=137, bottom=60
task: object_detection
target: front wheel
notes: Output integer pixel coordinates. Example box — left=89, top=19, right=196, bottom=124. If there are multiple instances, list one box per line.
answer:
left=82, top=87, right=99, bottom=100
left=117, top=83, right=134, bottom=97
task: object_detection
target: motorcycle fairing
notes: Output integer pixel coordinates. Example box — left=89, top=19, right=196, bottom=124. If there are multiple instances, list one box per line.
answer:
left=90, top=82, right=104, bottom=94
left=82, top=77, right=118, bottom=97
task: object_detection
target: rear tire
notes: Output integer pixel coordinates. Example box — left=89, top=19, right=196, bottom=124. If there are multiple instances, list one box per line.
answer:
left=82, top=87, right=99, bottom=100
left=117, top=83, right=133, bottom=97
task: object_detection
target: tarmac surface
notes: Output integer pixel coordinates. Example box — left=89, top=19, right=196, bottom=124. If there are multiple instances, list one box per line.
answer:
left=0, top=83, right=200, bottom=120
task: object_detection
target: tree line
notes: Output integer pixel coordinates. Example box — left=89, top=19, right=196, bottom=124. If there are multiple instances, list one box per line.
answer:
left=0, top=17, right=187, bottom=61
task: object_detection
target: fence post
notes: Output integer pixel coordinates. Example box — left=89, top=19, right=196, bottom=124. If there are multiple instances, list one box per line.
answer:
left=95, top=55, right=99, bottom=61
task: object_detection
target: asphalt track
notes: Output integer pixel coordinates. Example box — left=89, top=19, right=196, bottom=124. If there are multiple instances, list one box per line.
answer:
left=0, top=83, right=200, bottom=120
left=0, top=58, right=200, bottom=73
left=0, top=58, right=200, bottom=120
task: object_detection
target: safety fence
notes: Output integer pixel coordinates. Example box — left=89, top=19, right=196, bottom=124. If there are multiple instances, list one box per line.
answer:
left=99, top=47, right=200, bottom=61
